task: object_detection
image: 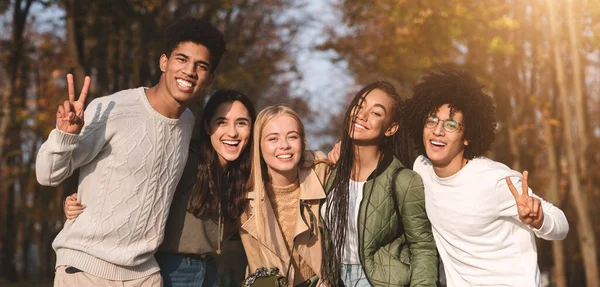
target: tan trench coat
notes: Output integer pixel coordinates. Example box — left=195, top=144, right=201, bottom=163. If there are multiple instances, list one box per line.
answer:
left=239, top=152, right=330, bottom=286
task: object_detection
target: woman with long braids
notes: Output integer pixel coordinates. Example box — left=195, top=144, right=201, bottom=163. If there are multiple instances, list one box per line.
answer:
left=321, top=82, right=438, bottom=286
left=239, top=105, right=330, bottom=287
left=64, top=90, right=256, bottom=287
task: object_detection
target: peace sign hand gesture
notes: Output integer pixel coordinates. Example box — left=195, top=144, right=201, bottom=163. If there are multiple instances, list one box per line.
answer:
left=56, top=74, right=91, bottom=134
left=505, top=171, right=544, bottom=229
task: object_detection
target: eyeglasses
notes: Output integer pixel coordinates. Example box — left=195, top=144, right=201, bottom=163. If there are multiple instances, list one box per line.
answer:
left=425, top=116, right=463, bottom=132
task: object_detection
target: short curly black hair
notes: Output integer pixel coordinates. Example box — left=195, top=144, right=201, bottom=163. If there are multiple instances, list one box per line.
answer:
left=406, top=70, right=497, bottom=159
left=164, top=17, right=226, bottom=73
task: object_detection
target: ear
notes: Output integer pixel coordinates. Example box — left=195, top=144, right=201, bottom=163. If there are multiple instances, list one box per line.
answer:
left=463, top=139, right=469, bottom=146
left=159, top=54, right=168, bottom=73
left=384, top=123, right=399, bottom=137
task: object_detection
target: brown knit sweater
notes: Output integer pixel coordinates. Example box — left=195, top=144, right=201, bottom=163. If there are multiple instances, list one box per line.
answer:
left=266, top=182, right=316, bottom=285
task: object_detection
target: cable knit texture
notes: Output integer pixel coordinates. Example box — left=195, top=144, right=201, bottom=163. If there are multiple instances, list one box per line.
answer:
left=35, top=87, right=194, bottom=280
left=266, top=182, right=316, bottom=285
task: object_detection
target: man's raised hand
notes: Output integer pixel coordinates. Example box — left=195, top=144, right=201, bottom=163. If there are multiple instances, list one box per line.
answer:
left=56, top=74, right=90, bottom=134
left=505, top=171, right=544, bottom=229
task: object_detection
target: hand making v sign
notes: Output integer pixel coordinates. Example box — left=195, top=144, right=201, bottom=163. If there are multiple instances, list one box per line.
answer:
left=505, top=171, right=544, bottom=229
left=56, top=74, right=91, bottom=134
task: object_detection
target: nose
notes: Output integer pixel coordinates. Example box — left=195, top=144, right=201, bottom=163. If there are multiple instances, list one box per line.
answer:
left=433, top=120, right=445, bottom=136
left=226, top=123, right=238, bottom=137
left=280, top=138, right=291, bottom=150
left=356, top=107, right=368, bottom=122
left=183, top=62, right=197, bottom=78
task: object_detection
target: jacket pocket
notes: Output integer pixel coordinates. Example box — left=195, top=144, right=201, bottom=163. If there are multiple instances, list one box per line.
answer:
left=366, top=240, right=411, bottom=286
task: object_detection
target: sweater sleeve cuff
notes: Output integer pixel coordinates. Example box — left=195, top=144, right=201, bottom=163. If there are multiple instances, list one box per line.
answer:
left=51, top=128, right=79, bottom=148
left=532, top=216, right=552, bottom=237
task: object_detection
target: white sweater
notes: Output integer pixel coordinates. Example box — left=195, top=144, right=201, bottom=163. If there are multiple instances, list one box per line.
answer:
left=413, top=155, right=568, bottom=287
left=36, top=87, right=194, bottom=280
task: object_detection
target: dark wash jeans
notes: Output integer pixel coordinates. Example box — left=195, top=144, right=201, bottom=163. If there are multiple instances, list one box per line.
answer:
left=156, top=252, right=218, bottom=287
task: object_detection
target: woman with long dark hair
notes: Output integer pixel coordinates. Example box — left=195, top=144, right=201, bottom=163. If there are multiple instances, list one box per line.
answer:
left=65, top=90, right=256, bottom=287
left=321, top=82, right=438, bottom=286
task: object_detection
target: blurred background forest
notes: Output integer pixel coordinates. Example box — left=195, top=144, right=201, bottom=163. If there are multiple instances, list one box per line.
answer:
left=0, top=0, right=599, bottom=286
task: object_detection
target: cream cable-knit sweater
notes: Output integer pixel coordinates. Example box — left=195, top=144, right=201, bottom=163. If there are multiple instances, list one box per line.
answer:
left=36, top=87, right=194, bottom=280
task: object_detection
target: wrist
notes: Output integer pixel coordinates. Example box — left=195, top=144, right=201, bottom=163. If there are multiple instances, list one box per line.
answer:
left=531, top=215, right=544, bottom=229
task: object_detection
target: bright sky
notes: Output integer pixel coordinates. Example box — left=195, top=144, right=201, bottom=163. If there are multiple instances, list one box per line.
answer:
left=291, top=0, right=353, bottom=149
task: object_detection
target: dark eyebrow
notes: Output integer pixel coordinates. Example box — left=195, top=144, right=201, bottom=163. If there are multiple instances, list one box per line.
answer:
left=174, top=53, right=211, bottom=68
left=174, top=53, right=189, bottom=59
left=214, top=116, right=250, bottom=122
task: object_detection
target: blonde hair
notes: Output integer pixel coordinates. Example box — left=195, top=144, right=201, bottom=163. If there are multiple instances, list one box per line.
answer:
left=249, top=105, right=307, bottom=242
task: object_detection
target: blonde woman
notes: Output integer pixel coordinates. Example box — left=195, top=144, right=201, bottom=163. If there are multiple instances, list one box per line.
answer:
left=239, top=105, right=330, bottom=287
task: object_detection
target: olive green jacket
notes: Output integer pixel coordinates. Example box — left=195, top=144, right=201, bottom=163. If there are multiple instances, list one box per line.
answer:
left=324, top=155, right=438, bottom=286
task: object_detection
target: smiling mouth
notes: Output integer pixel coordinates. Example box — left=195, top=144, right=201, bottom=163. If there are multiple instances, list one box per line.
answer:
left=430, top=140, right=446, bottom=147
left=276, top=154, right=293, bottom=159
left=222, top=140, right=240, bottom=150
left=353, top=123, right=367, bottom=130
left=223, top=140, right=240, bottom=146
left=176, top=78, right=194, bottom=90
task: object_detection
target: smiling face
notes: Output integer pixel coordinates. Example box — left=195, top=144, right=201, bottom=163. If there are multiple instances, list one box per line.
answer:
left=159, top=41, right=214, bottom=105
left=423, top=104, right=469, bottom=170
left=348, top=88, right=399, bottom=144
left=207, top=100, right=252, bottom=167
left=260, top=115, right=303, bottom=181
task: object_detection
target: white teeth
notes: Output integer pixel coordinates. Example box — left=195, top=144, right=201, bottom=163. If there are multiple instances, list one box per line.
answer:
left=277, top=154, right=292, bottom=159
left=176, top=79, right=192, bottom=88
left=223, top=141, right=240, bottom=146
left=354, top=123, right=367, bottom=130
left=431, top=140, right=446, bottom=147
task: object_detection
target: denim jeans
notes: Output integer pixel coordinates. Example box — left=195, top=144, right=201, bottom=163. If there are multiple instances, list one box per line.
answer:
left=156, top=252, right=218, bottom=287
left=340, top=264, right=372, bottom=287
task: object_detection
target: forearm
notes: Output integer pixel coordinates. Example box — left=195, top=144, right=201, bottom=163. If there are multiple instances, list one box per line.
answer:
left=401, top=175, right=438, bottom=286
left=534, top=196, right=569, bottom=240
left=35, top=129, right=79, bottom=186
left=409, top=241, right=438, bottom=287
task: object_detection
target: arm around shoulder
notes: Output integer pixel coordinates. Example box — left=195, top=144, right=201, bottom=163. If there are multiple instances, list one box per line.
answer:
left=305, top=150, right=332, bottom=185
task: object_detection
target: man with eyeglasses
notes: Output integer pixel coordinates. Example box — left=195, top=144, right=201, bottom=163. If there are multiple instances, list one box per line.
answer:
left=407, top=70, right=569, bottom=287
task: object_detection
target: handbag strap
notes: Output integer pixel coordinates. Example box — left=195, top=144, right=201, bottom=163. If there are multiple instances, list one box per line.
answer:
left=285, top=199, right=316, bottom=284
left=284, top=238, right=296, bottom=284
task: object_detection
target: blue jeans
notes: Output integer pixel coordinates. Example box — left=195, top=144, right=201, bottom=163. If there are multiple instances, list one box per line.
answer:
left=156, top=252, right=218, bottom=287
left=341, top=264, right=372, bottom=287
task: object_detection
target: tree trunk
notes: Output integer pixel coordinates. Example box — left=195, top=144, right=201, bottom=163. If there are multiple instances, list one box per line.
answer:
left=547, top=1, right=599, bottom=286
left=0, top=0, right=35, bottom=281
left=565, top=0, right=588, bottom=178
left=533, top=5, right=567, bottom=286
left=65, top=0, right=86, bottom=87
left=541, top=105, right=567, bottom=287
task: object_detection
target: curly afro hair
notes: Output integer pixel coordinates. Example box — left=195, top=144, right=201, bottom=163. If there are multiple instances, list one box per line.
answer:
left=164, top=17, right=226, bottom=73
left=406, top=70, right=497, bottom=159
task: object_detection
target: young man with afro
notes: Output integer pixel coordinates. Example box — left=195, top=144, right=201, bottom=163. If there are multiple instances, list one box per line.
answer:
left=407, top=70, right=569, bottom=286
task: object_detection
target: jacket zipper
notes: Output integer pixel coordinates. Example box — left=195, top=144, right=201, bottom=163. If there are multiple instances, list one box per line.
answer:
left=357, top=180, right=374, bottom=286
